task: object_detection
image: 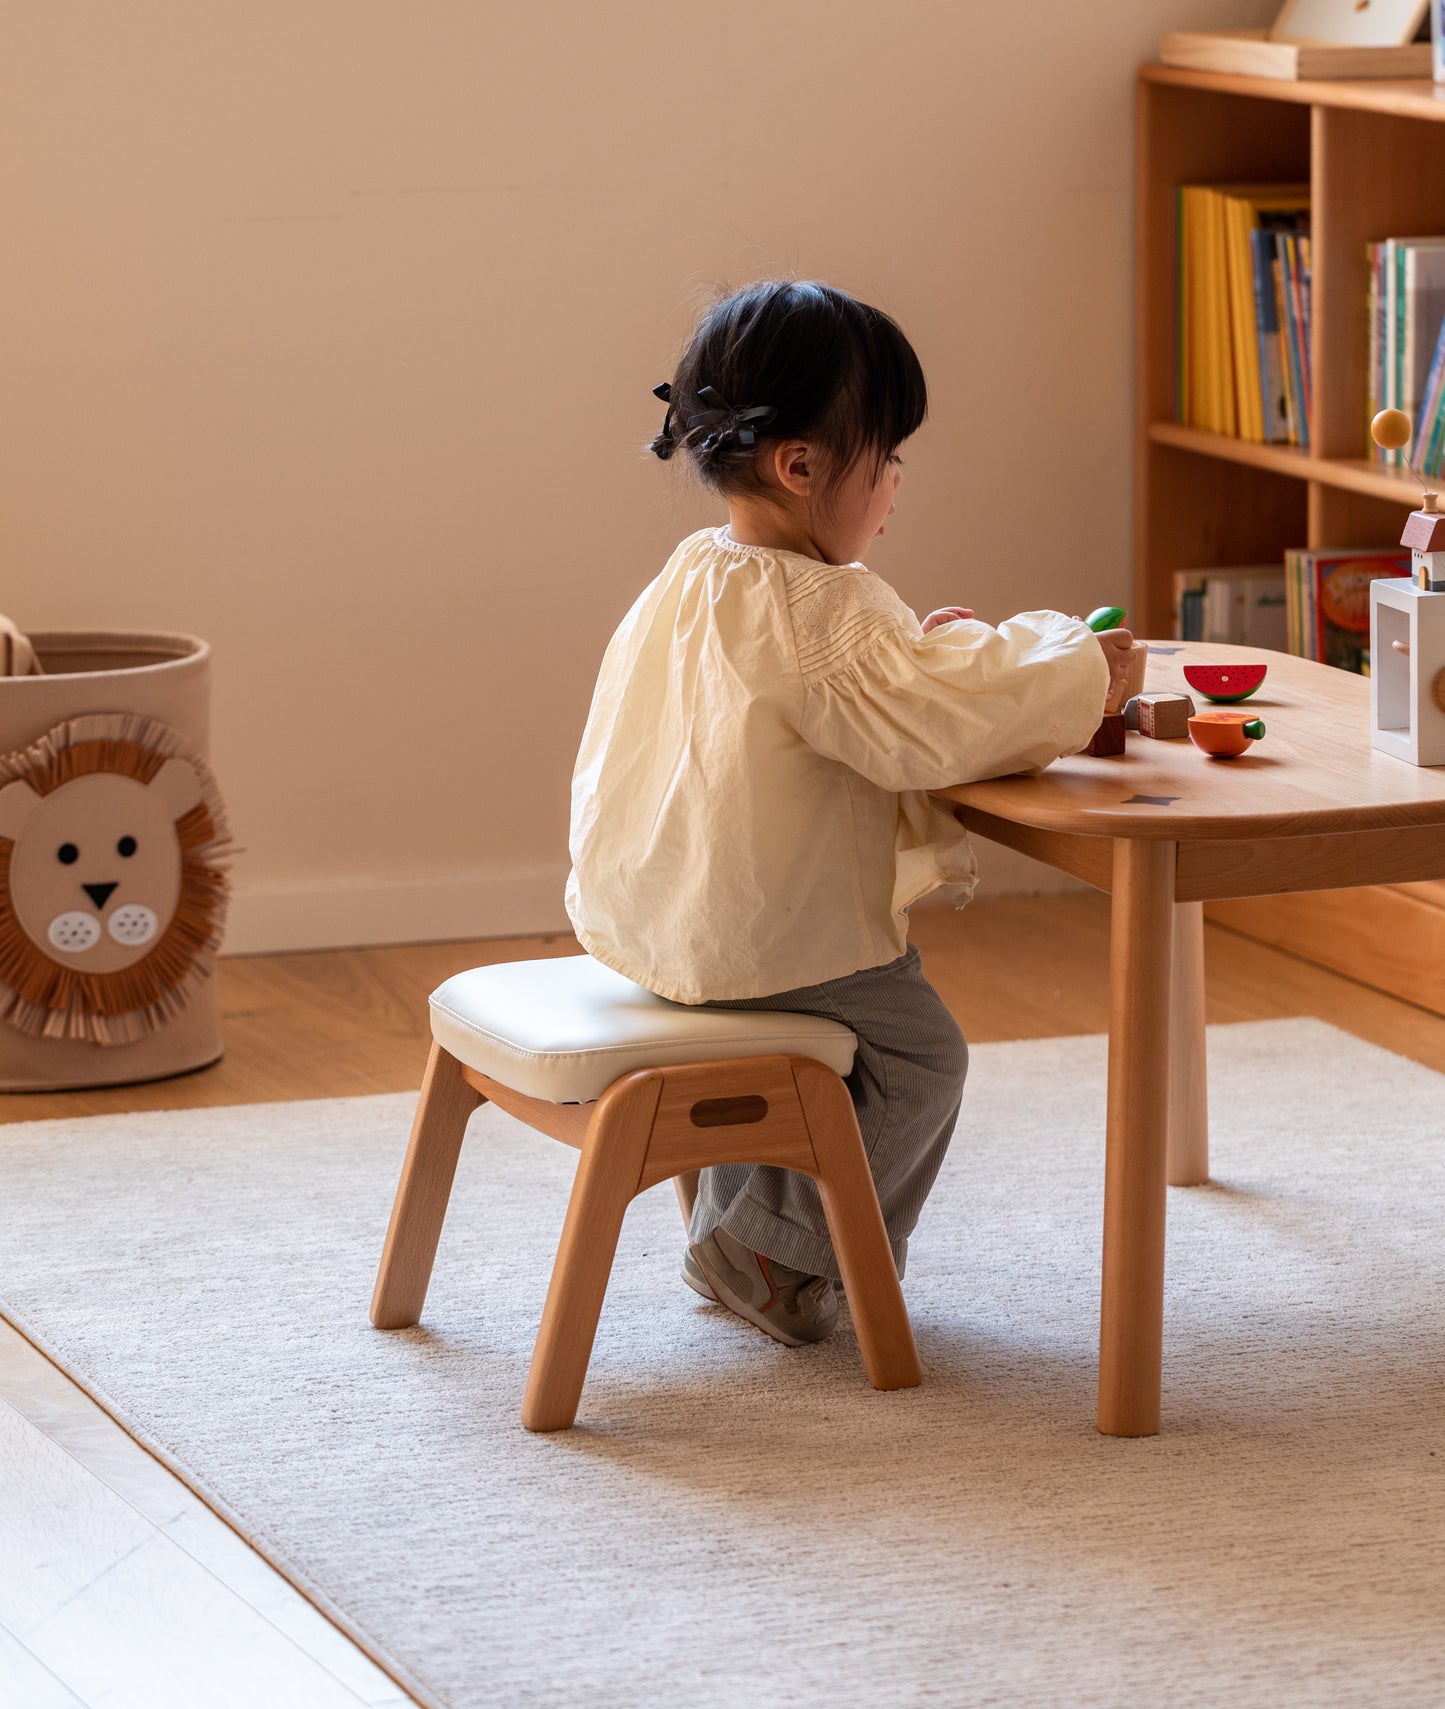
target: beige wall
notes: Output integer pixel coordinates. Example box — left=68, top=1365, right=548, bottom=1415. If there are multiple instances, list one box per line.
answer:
left=3, top=1, right=1270, bottom=949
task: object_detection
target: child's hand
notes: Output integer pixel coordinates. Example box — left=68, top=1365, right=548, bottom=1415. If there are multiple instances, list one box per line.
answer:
left=1091, top=625, right=1137, bottom=710
left=922, top=606, right=975, bottom=634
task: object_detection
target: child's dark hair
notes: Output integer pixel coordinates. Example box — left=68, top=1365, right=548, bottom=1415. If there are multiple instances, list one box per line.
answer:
left=649, top=280, right=927, bottom=500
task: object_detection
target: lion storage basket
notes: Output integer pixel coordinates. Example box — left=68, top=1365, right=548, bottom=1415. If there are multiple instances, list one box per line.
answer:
left=0, top=631, right=232, bottom=1092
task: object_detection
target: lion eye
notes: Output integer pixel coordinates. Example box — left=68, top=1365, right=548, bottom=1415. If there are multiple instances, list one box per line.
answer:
left=117, top=836, right=137, bottom=858
left=57, top=843, right=79, bottom=866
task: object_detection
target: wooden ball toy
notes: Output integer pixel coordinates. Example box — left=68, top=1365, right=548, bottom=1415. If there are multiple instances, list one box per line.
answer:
left=1371, top=408, right=1412, bottom=452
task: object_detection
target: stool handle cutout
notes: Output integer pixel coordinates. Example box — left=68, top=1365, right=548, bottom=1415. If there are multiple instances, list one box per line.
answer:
left=689, top=1094, right=768, bottom=1127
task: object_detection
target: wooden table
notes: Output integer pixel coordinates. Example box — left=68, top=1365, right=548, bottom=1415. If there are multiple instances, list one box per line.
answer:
left=932, top=640, right=1445, bottom=1437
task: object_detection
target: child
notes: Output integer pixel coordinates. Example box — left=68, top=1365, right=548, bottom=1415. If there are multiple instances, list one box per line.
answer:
left=565, top=280, right=1134, bottom=1348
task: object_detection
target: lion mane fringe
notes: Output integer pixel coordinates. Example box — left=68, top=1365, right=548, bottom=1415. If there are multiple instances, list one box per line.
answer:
left=0, top=713, right=234, bottom=1046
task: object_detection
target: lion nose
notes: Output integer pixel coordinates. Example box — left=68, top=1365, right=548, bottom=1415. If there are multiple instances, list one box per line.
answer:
left=82, top=881, right=118, bottom=909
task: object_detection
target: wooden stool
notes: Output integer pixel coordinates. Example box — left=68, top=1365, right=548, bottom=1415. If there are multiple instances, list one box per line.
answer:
left=370, top=954, right=921, bottom=1431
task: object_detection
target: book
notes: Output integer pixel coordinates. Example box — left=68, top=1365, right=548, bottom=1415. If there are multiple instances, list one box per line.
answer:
left=1283, top=548, right=1410, bottom=672
left=1172, top=566, right=1288, bottom=648
left=1368, top=237, right=1445, bottom=465
left=1279, top=233, right=1310, bottom=446
left=1176, top=185, right=1310, bottom=444
left=1158, top=30, right=1431, bottom=79
left=1251, top=228, right=1290, bottom=442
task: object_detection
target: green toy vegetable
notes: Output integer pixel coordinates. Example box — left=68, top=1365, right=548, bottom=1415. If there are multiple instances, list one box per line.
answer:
left=1085, top=606, right=1128, bottom=632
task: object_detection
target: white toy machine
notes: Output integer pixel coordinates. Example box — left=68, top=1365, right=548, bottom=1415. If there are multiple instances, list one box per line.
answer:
left=1368, top=409, right=1445, bottom=767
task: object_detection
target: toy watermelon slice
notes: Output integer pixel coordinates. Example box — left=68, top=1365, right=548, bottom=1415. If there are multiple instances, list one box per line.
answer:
left=1182, top=662, right=1268, bottom=703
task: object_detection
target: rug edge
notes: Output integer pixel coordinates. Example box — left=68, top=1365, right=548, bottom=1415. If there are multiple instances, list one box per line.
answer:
left=0, top=1302, right=446, bottom=1709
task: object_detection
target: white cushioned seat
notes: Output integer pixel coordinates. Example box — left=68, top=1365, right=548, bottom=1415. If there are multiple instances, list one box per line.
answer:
left=429, top=954, right=857, bottom=1105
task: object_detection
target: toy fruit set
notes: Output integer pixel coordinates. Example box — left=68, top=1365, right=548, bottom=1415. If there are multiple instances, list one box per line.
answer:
left=1080, top=604, right=1276, bottom=761
left=1188, top=709, right=1266, bottom=758
left=1082, top=606, right=1147, bottom=755
left=1182, top=662, right=1269, bottom=703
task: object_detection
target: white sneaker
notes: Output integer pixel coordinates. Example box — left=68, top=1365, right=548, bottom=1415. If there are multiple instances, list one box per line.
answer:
left=687, top=1226, right=838, bottom=1347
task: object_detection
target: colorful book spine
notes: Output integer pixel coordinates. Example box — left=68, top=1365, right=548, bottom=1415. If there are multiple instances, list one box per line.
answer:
left=1293, top=234, right=1313, bottom=440
left=1175, top=185, right=1309, bottom=445
left=1272, top=241, right=1298, bottom=444
left=1251, top=229, right=1288, bottom=443
left=1368, top=242, right=1383, bottom=459
left=1175, top=186, right=1188, bottom=424
left=1225, top=197, right=1263, bottom=442
left=1284, top=548, right=1409, bottom=671
left=1280, top=237, right=1307, bottom=448
left=1411, top=313, right=1445, bottom=474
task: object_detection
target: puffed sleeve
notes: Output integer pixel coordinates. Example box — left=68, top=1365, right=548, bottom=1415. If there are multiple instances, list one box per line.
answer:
left=798, top=611, right=1110, bottom=792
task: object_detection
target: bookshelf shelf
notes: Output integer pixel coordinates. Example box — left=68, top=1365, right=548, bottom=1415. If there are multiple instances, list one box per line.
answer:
left=1135, top=63, right=1445, bottom=1010
left=1147, top=421, right=1426, bottom=505
left=1135, top=64, right=1445, bottom=636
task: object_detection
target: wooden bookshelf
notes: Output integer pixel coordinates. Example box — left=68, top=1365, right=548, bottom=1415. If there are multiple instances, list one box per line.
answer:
left=1135, top=64, right=1445, bottom=1012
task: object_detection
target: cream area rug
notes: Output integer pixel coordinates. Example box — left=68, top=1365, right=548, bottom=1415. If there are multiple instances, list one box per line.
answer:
left=1, top=1018, right=1443, bottom=1709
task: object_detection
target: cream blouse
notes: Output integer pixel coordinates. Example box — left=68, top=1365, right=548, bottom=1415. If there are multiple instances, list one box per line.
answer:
left=565, top=527, right=1109, bottom=1003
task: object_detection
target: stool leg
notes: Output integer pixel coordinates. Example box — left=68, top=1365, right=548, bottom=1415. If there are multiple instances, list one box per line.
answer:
left=673, top=1169, right=700, bottom=1230
left=791, top=1059, right=922, bottom=1392
left=371, top=1042, right=483, bottom=1330
left=522, top=1074, right=661, bottom=1432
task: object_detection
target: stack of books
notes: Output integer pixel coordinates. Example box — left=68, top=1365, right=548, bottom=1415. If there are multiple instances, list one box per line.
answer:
left=1173, top=566, right=1287, bottom=648
left=1284, top=548, right=1409, bottom=673
left=1369, top=237, right=1445, bottom=475
left=1176, top=184, right=1311, bottom=444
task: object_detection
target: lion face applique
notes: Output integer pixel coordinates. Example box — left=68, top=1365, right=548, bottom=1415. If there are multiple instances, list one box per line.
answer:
left=0, top=714, right=232, bottom=1044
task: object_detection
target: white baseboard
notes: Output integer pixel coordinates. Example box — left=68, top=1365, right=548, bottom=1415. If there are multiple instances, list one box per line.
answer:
left=223, top=865, right=574, bottom=956
left=223, top=843, right=1084, bottom=958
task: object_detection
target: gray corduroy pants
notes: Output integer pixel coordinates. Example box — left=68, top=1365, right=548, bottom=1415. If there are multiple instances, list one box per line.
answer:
left=685, top=943, right=968, bottom=1281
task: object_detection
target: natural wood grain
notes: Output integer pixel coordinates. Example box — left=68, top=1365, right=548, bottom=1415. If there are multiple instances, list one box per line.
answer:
left=16, top=900, right=1445, bottom=1703
left=1388, top=877, right=1445, bottom=907
left=936, top=643, right=1445, bottom=839
left=1084, top=711, right=1128, bottom=757
left=1208, top=882, right=1445, bottom=1014
left=461, top=1068, right=592, bottom=1149
left=369, top=1044, right=483, bottom=1331
left=943, top=808, right=1113, bottom=892
left=1134, top=70, right=1311, bottom=634
left=906, top=892, right=1445, bottom=1073
left=1140, top=61, right=1445, bottom=123
left=636, top=1057, right=816, bottom=1192
left=9, top=901, right=1445, bottom=1123
left=1147, top=422, right=1425, bottom=505
left=1157, top=30, right=1431, bottom=83
left=1174, top=822, right=1445, bottom=901
left=792, top=1057, right=922, bottom=1392
left=521, top=1072, right=661, bottom=1433
left=1168, top=902, right=1210, bottom=1186
left=1313, top=105, right=1445, bottom=463
left=1097, top=840, right=1177, bottom=1437
left=1137, top=440, right=1309, bottom=640
left=0, top=932, right=582, bottom=1124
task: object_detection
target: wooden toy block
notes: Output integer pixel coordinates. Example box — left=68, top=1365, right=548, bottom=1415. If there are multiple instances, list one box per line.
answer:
left=1136, top=691, right=1194, bottom=739
left=1085, top=711, right=1127, bottom=756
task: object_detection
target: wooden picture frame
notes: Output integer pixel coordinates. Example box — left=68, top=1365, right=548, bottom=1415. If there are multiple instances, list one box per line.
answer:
left=1270, top=0, right=1428, bottom=46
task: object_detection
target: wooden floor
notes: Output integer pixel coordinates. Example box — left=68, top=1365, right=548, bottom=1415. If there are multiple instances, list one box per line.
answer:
left=7, top=891, right=1445, bottom=1127
left=4, top=892, right=1445, bottom=1707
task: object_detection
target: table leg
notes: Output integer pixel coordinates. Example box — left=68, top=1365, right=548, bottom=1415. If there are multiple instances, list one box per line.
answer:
left=1167, top=900, right=1209, bottom=1187
left=1097, top=838, right=1175, bottom=1438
